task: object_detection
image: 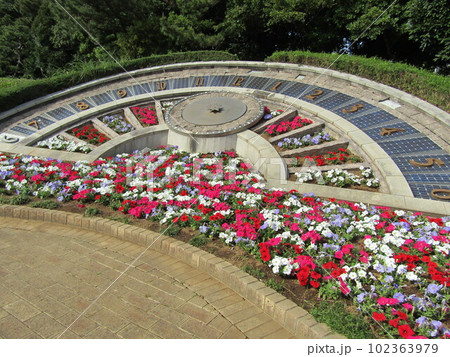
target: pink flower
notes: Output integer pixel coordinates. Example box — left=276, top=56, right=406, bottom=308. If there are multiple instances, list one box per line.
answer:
left=335, top=251, right=344, bottom=259
left=377, top=297, right=400, bottom=306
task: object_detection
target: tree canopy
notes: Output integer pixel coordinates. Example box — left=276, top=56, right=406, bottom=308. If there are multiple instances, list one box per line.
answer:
left=1, top=0, right=448, bottom=78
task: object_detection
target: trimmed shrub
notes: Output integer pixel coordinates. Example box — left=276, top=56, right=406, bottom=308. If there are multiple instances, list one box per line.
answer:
left=0, top=51, right=237, bottom=112
left=266, top=51, right=450, bottom=112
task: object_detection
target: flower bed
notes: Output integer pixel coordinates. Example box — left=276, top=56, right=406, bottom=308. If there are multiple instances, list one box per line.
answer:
left=277, top=131, right=333, bottom=150
left=295, top=167, right=380, bottom=188
left=0, top=147, right=448, bottom=339
left=130, top=106, right=158, bottom=126
left=68, top=124, right=109, bottom=145
left=36, top=135, right=92, bottom=153
left=100, top=113, right=134, bottom=134
left=265, top=116, right=313, bottom=136
left=263, top=106, right=284, bottom=120
left=294, top=148, right=362, bottom=167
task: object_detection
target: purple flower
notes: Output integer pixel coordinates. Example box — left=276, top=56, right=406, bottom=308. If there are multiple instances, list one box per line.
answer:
left=393, top=293, right=405, bottom=303
left=425, top=283, right=442, bottom=295
left=415, top=316, right=428, bottom=326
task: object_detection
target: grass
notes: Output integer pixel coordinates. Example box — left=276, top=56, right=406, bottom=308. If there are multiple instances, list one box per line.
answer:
left=311, top=301, right=375, bottom=339
left=0, top=50, right=237, bottom=112
left=266, top=50, right=450, bottom=112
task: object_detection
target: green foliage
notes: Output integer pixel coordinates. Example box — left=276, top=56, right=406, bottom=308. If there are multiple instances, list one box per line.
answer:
left=108, top=216, right=131, bottom=224
left=0, top=50, right=237, bottom=112
left=160, top=224, right=181, bottom=237
left=318, top=281, right=342, bottom=300
left=189, top=234, right=209, bottom=247
left=9, top=195, right=31, bottom=205
left=242, top=265, right=266, bottom=280
left=311, top=301, right=375, bottom=339
left=84, top=207, right=101, bottom=217
left=267, top=51, right=450, bottom=112
left=30, top=200, right=60, bottom=209
left=265, top=278, right=284, bottom=292
left=0, top=196, right=10, bottom=204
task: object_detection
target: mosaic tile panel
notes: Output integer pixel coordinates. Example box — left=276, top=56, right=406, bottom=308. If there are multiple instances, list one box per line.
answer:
left=209, top=75, right=236, bottom=87
left=69, top=99, right=94, bottom=112
left=46, top=107, right=74, bottom=121
left=391, top=154, right=450, bottom=173
left=347, top=110, right=399, bottom=129
left=314, top=92, right=354, bottom=111
left=332, top=100, right=376, bottom=118
left=25, top=116, right=55, bottom=130
left=244, top=77, right=271, bottom=89
left=364, top=121, right=420, bottom=141
left=10, top=126, right=35, bottom=136
left=409, top=184, right=450, bottom=200
left=379, top=137, right=442, bottom=156
left=89, top=92, right=114, bottom=106
left=404, top=173, right=450, bottom=184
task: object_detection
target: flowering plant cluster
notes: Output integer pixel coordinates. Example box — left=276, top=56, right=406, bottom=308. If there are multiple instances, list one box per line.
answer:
left=263, top=106, right=284, bottom=120
left=100, top=114, right=134, bottom=134
left=37, top=135, right=92, bottom=153
left=277, top=131, right=333, bottom=150
left=0, top=147, right=448, bottom=339
left=302, top=148, right=362, bottom=166
left=162, top=101, right=174, bottom=114
left=130, top=106, right=158, bottom=126
left=295, top=167, right=380, bottom=188
left=68, top=124, right=109, bottom=145
left=264, top=116, right=313, bottom=136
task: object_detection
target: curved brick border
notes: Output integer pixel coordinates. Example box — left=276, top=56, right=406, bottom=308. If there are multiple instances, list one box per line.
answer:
left=0, top=204, right=344, bottom=339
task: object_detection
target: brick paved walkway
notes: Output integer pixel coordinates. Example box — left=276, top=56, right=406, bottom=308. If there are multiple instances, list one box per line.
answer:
left=0, top=217, right=295, bottom=339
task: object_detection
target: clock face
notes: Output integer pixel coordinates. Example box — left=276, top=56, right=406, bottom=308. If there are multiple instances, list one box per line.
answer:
left=0, top=62, right=448, bottom=202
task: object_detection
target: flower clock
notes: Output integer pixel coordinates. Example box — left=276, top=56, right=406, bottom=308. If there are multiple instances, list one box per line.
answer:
left=0, top=147, right=448, bottom=339
left=68, top=124, right=109, bottom=145
left=264, top=116, right=313, bottom=136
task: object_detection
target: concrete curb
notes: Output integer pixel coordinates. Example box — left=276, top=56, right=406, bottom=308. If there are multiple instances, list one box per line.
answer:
left=0, top=204, right=344, bottom=339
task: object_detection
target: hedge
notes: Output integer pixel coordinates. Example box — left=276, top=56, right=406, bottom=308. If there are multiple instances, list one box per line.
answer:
left=0, top=51, right=237, bottom=113
left=266, top=51, right=450, bottom=112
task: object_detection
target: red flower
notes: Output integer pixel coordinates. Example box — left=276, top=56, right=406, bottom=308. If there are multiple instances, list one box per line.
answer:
left=372, top=312, right=386, bottom=322
left=180, top=214, right=188, bottom=222
left=398, top=324, right=414, bottom=338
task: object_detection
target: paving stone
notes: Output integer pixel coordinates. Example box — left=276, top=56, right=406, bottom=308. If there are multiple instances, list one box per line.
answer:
left=24, top=313, right=66, bottom=338
left=3, top=299, right=41, bottom=322
left=0, top=314, right=34, bottom=338
left=0, top=217, right=299, bottom=339
left=117, top=323, right=158, bottom=339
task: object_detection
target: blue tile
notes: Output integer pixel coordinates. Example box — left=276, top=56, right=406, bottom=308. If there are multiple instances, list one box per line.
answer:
left=404, top=173, right=449, bottom=183
left=263, top=79, right=290, bottom=92
left=332, top=100, right=376, bottom=117
left=300, top=87, right=331, bottom=102
left=69, top=99, right=94, bottom=112
left=379, top=137, right=442, bottom=155
left=314, top=92, right=353, bottom=110
left=279, top=82, right=310, bottom=97
left=190, top=75, right=211, bottom=87
left=409, top=184, right=450, bottom=200
left=89, top=92, right=113, bottom=106
left=392, top=154, right=450, bottom=173
left=349, top=110, right=398, bottom=129
left=210, top=75, right=236, bottom=87
left=25, top=116, right=54, bottom=130
left=46, top=107, right=74, bottom=121
left=364, top=122, right=420, bottom=141
left=10, top=126, right=35, bottom=136
left=244, top=76, right=270, bottom=89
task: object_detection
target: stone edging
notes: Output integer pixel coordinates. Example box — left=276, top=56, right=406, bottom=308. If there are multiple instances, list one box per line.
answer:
left=0, top=204, right=343, bottom=339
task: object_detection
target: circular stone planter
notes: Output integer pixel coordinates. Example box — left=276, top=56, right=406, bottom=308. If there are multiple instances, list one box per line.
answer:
left=165, top=92, right=264, bottom=137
